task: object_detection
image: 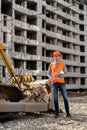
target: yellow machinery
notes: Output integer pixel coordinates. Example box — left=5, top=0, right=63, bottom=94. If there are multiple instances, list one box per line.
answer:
left=0, top=43, right=15, bottom=75
left=0, top=43, right=25, bottom=101
left=0, top=43, right=21, bottom=89
left=0, top=43, right=52, bottom=113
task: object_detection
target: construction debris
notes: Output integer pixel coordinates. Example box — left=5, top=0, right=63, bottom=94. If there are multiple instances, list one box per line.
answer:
left=0, top=78, right=54, bottom=110
left=19, top=79, right=54, bottom=108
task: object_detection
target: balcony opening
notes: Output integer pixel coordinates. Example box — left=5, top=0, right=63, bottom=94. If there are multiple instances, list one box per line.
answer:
left=46, top=36, right=55, bottom=45
left=63, top=30, right=70, bottom=37
left=42, top=20, right=46, bottom=28
left=3, top=32, right=7, bottom=43
left=3, top=15, right=7, bottom=26
left=46, top=10, right=55, bottom=19
left=27, top=31, right=37, bottom=40
left=80, top=67, right=85, bottom=74
left=42, top=48, right=45, bottom=56
left=14, top=60, right=24, bottom=68
left=14, top=43, right=25, bottom=53
left=67, top=65, right=72, bottom=72
left=66, top=78, right=76, bottom=84
left=80, top=56, right=85, bottom=63
left=65, top=78, right=69, bottom=84
left=46, top=23, right=55, bottom=32
left=63, top=53, right=71, bottom=60
left=80, top=46, right=85, bottom=52
left=15, top=28, right=24, bottom=37
left=62, top=19, right=70, bottom=25
left=73, top=55, right=77, bottom=61
left=62, top=7, right=70, bottom=14
left=1, top=0, right=12, bottom=16
left=2, top=66, right=6, bottom=78
left=26, top=61, right=36, bottom=70
left=27, top=1, right=37, bottom=11
left=62, top=42, right=70, bottom=48
left=42, top=6, right=46, bottom=14
left=46, top=0, right=55, bottom=7
left=79, top=14, right=84, bottom=21
left=79, top=4, right=84, bottom=10
left=46, top=50, right=53, bottom=57
left=27, top=16, right=37, bottom=25
left=46, top=63, right=49, bottom=71
left=42, top=62, right=46, bottom=71
left=27, top=46, right=37, bottom=55
left=15, top=11, right=24, bottom=21
left=42, top=34, right=46, bottom=42
left=72, top=78, right=76, bottom=84
left=80, top=35, right=85, bottom=41
left=79, top=24, right=84, bottom=31
left=15, top=0, right=25, bottom=6
left=80, top=78, right=85, bottom=85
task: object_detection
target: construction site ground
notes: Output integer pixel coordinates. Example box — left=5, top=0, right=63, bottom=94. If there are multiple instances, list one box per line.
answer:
left=0, top=91, right=87, bottom=130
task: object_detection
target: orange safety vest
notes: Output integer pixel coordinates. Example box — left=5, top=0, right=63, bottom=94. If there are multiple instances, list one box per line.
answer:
left=50, top=61, right=65, bottom=84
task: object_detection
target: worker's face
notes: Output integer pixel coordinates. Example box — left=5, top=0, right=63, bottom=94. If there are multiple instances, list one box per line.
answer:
left=53, top=55, right=61, bottom=62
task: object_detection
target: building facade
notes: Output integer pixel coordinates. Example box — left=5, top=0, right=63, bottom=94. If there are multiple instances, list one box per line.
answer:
left=0, top=0, right=87, bottom=89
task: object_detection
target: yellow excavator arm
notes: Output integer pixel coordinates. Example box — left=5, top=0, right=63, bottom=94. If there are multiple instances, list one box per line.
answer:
left=0, top=43, right=35, bottom=89
left=0, top=43, right=21, bottom=88
left=0, top=43, right=15, bottom=75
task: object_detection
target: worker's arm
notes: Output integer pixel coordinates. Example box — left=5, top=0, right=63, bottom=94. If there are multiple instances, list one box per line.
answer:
left=47, top=65, right=52, bottom=80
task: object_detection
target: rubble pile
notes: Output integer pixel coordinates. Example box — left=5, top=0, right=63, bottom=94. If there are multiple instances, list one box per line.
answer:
left=20, top=79, right=53, bottom=106
left=0, top=76, right=54, bottom=109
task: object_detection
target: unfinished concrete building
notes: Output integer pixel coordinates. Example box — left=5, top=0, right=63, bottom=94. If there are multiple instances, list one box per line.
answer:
left=0, top=0, right=87, bottom=89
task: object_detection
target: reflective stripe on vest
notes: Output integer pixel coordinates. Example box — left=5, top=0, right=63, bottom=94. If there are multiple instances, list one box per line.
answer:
left=50, top=61, right=65, bottom=83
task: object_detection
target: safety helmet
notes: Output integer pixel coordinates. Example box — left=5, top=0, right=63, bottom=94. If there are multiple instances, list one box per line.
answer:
left=53, top=51, right=62, bottom=57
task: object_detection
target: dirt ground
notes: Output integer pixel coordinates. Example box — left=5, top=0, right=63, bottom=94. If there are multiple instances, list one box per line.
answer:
left=0, top=91, right=87, bottom=130
left=67, top=90, right=87, bottom=97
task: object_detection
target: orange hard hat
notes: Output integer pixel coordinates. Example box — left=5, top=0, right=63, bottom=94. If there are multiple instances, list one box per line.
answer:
left=53, top=51, right=62, bottom=57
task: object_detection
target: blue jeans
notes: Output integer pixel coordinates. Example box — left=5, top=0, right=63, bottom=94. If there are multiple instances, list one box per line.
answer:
left=52, top=83, right=69, bottom=114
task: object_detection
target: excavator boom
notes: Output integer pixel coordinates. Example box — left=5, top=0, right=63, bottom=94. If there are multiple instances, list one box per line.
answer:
left=0, top=43, right=14, bottom=75
left=0, top=43, right=21, bottom=88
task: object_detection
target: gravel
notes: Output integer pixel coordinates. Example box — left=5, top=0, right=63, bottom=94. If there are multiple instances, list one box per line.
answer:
left=0, top=95, right=87, bottom=130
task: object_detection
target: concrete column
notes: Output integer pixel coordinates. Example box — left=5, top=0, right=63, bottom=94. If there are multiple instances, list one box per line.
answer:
left=85, top=46, right=87, bottom=85
left=76, top=78, right=80, bottom=88
left=37, top=60, right=42, bottom=80
left=36, top=1, right=43, bottom=80
left=37, top=0, right=42, bottom=15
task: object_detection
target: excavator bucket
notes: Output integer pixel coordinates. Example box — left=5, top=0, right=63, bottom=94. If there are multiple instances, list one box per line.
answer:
left=0, top=83, right=24, bottom=102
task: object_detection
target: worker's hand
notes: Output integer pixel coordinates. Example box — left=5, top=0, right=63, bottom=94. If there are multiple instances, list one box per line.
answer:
left=59, top=70, right=64, bottom=74
left=59, top=70, right=64, bottom=77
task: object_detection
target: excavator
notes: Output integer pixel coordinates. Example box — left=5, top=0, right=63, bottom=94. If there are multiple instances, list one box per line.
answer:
left=0, top=43, right=54, bottom=114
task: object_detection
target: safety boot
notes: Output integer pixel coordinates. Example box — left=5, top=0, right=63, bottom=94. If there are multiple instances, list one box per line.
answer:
left=66, top=113, right=71, bottom=118
left=54, top=112, right=59, bottom=118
